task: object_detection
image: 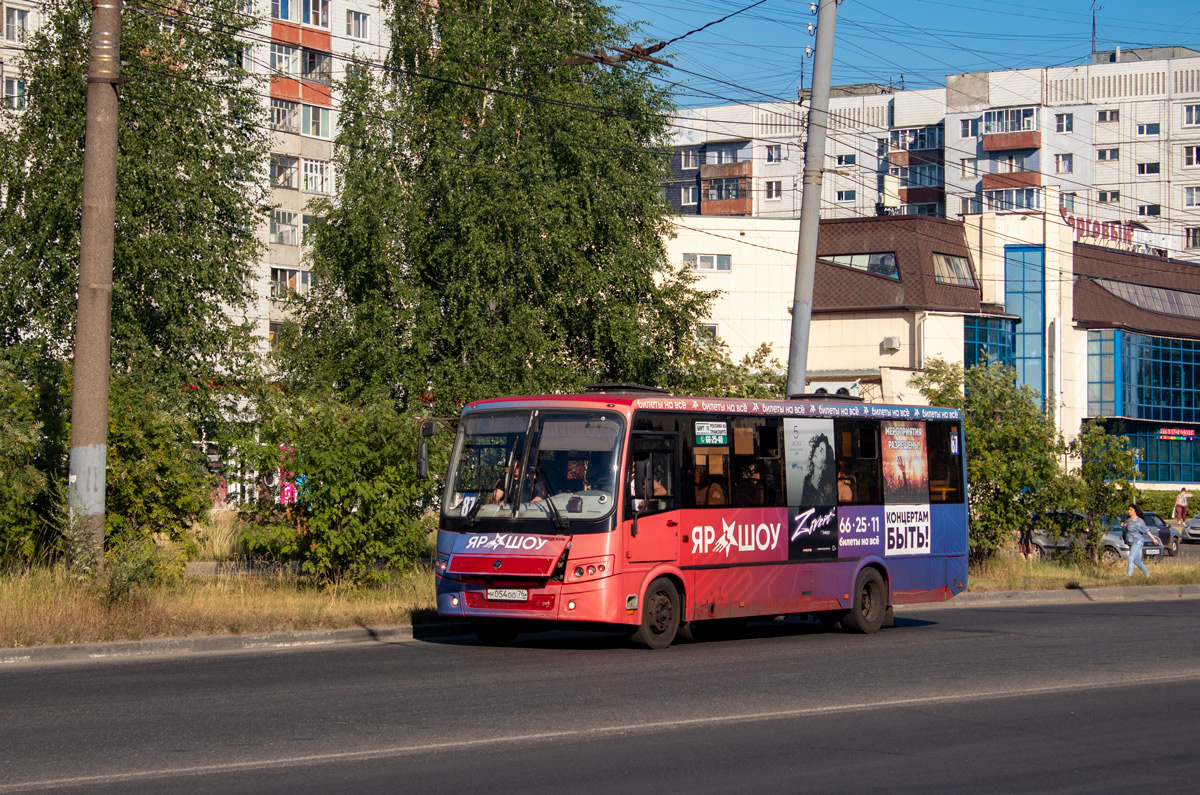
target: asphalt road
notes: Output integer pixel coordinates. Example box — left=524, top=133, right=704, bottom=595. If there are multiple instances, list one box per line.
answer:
left=2, top=599, right=1200, bottom=794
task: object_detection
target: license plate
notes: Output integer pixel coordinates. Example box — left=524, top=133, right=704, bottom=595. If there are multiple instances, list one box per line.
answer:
left=486, top=588, right=528, bottom=602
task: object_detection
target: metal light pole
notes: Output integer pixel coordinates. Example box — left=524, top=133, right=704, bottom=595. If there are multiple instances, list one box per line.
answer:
left=68, top=0, right=122, bottom=565
left=785, top=0, right=838, bottom=398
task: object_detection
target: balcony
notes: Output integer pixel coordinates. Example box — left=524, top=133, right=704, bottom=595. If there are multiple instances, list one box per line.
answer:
left=982, top=130, right=1041, bottom=151
left=900, top=186, right=944, bottom=205
left=699, top=161, right=752, bottom=181
left=981, top=171, right=1042, bottom=190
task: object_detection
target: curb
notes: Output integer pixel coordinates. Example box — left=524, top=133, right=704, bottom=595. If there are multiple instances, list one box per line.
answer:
left=4, top=586, right=1199, bottom=665
left=912, top=583, right=1200, bottom=609
left=0, top=622, right=470, bottom=666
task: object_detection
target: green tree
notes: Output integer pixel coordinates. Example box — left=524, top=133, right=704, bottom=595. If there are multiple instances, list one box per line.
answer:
left=1068, top=418, right=1137, bottom=552
left=0, top=0, right=267, bottom=398
left=281, top=0, right=712, bottom=413
left=910, top=359, right=1064, bottom=562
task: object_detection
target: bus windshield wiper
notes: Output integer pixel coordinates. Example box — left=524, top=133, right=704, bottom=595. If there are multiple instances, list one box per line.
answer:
left=537, top=467, right=570, bottom=531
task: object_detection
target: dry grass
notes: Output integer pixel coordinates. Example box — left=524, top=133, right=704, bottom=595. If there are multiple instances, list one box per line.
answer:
left=969, top=552, right=1200, bottom=591
left=0, top=566, right=437, bottom=648
left=188, top=509, right=246, bottom=561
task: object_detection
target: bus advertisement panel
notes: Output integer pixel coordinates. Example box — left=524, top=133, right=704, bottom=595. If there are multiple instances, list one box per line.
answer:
left=433, top=389, right=968, bottom=648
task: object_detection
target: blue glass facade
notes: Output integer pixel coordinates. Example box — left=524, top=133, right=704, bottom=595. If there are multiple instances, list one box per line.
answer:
left=1088, top=329, right=1200, bottom=483
left=1004, top=246, right=1046, bottom=401
left=964, top=316, right=1017, bottom=369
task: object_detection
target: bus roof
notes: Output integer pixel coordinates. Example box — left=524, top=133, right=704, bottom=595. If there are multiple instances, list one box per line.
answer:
left=464, top=393, right=962, bottom=422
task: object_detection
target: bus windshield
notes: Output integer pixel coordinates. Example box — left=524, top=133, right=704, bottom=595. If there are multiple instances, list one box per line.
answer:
left=442, top=409, right=624, bottom=531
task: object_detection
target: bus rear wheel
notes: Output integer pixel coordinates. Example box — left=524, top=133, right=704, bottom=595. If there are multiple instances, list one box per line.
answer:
left=630, top=577, right=680, bottom=649
left=842, top=568, right=887, bottom=634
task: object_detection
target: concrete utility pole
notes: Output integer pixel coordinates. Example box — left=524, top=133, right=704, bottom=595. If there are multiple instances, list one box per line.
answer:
left=68, top=0, right=122, bottom=565
left=785, top=0, right=838, bottom=398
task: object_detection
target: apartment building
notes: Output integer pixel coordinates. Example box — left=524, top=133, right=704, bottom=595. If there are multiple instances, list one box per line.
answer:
left=0, top=0, right=33, bottom=112
left=666, top=85, right=948, bottom=222
left=255, top=0, right=388, bottom=349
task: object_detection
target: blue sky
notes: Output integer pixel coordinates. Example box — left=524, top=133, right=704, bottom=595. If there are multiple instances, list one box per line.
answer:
left=612, top=0, right=1200, bottom=107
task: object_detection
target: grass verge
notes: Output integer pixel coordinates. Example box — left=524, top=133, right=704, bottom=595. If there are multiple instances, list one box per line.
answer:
left=968, top=552, right=1200, bottom=591
left=0, top=565, right=437, bottom=649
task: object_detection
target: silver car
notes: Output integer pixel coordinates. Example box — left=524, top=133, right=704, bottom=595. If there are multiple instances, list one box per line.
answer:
left=1029, top=511, right=1162, bottom=563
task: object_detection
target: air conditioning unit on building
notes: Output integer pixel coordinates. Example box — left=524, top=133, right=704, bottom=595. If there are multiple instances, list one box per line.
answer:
left=882, top=336, right=902, bottom=352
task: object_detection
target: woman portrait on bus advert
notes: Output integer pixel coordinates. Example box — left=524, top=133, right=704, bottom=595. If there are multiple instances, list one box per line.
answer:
left=800, top=433, right=836, bottom=506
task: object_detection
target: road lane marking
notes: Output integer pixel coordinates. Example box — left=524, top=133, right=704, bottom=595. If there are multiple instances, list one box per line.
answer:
left=5, top=670, right=1200, bottom=791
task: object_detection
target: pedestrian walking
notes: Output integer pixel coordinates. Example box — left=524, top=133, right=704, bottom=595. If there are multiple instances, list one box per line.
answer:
left=1174, top=487, right=1193, bottom=522
left=1124, top=504, right=1152, bottom=578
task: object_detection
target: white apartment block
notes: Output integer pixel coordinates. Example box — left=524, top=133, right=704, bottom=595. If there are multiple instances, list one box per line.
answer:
left=0, top=0, right=34, bottom=113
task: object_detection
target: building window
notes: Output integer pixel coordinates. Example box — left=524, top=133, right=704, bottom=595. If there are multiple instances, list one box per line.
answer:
left=680, top=149, right=698, bottom=169
left=932, top=253, right=974, bottom=287
left=960, top=118, right=979, bottom=138
left=302, top=159, right=331, bottom=194
left=1137, top=162, right=1160, bottom=175
left=765, top=181, right=782, bottom=201
left=696, top=324, right=719, bottom=345
left=271, top=267, right=312, bottom=299
left=270, top=211, right=299, bottom=245
left=302, top=50, right=332, bottom=84
left=823, top=253, right=899, bottom=279
left=890, top=163, right=944, bottom=187
left=270, top=154, right=299, bottom=189
left=1138, top=204, right=1161, bottom=216
left=836, top=189, right=856, bottom=202
left=1186, top=187, right=1200, bottom=208
left=1055, top=113, right=1073, bottom=133
left=835, top=153, right=855, bottom=166
left=1061, top=192, right=1076, bottom=213
left=346, top=10, right=369, bottom=39
left=1136, top=122, right=1161, bottom=136
left=707, top=178, right=739, bottom=200
left=1005, top=245, right=1046, bottom=400
left=709, top=145, right=738, bottom=164
left=1185, top=146, right=1200, bottom=168
left=4, top=6, right=29, bottom=42
left=681, top=186, right=699, bottom=205
left=995, top=153, right=1026, bottom=173
left=3, top=77, right=25, bottom=110
left=964, top=316, right=1016, bottom=370
left=1099, top=190, right=1120, bottom=203
left=1055, top=153, right=1073, bottom=174
left=269, top=43, right=299, bottom=76
left=890, top=125, right=944, bottom=151
left=984, top=188, right=1040, bottom=212
left=272, top=0, right=299, bottom=23
left=983, top=107, right=1036, bottom=134
left=1187, top=228, right=1200, bottom=248
left=1097, top=148, right=1119, bottom=161
left=302, top=0, right=329, bottom=27
left=301, top=214, right=322, bottom=246
left=270, top=99, right=299, bottom=133
left=684, top=254, right=732, bottom=272
left=960, top=196, right=982, bottom=215
left=1186, top=105, right=1200, bottom=126
left=766, top=144, right=782, bottom=163
left=268, top=321, right=283, bottom=352
left=301, top=104, right=331, bottom=138
left=961, top=158, right=979, bottom=178
left=1098, top=109, right=1119, bottom=122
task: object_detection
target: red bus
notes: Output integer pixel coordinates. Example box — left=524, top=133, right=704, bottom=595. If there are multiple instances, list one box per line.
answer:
left=433, top=385, right=968, bottom=648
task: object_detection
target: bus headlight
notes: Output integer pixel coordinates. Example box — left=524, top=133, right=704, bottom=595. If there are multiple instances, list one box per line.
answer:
left=435, top=556, right=449, bottom=575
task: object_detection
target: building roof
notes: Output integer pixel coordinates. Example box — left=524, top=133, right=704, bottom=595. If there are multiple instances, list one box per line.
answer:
left=1073, top=243, right=1200, bottom=337
left=813, top=215, right=984, bottom=315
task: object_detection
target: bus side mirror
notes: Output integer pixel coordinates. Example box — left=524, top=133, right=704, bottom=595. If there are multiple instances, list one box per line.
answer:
left=420, top=421, right=438, bottom=438
left=417, top=422, right=436, bottom=480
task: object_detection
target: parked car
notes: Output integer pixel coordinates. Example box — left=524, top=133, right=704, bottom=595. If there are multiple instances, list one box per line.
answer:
left=1184, top=513, right=1200, bottom=543
left=1028, top=511, right=1163, bottom=563
left=1142, top=511, right=1182, bottom=556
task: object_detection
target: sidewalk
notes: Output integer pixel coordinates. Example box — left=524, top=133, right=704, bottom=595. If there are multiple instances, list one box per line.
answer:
left=3, top=584, right=1197, bottom=666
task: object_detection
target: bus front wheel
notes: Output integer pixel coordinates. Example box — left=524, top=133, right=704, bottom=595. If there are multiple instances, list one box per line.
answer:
left=842, top=568, right=887, bottom=634
left=630, top=577, right=680, bottom=649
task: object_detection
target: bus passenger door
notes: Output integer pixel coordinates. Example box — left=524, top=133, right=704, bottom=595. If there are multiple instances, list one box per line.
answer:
left=626, top=433, right=679, bottom=563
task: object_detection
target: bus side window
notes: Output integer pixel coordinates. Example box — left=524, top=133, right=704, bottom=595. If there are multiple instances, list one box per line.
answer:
left=629, top=434, right=676, bottom=515
left=731, top=417, right=783, bottom=508
left=834, top=420, right=882, bottom=505
left=926, top=422, right=965, bottom=503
